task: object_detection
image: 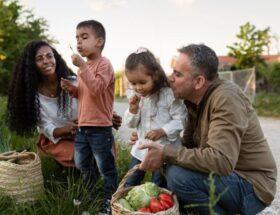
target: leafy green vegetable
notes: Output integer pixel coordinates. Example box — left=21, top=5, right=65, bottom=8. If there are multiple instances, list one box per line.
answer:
left=126, top=182, right=160, bottom=210
left=118, top=198, right=135, bottom=211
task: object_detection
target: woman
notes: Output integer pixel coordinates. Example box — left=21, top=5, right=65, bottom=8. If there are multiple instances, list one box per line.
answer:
left=7, top=40, right=121, bottom=167
left=7, top=40, right=78, bottom=167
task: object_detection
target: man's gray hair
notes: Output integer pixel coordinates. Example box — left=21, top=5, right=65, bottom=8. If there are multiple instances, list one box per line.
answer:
left=178, top=44, right=219, bottom=81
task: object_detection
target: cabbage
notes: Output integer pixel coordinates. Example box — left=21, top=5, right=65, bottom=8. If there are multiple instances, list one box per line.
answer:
left=125, top=182, right=160, bottom=210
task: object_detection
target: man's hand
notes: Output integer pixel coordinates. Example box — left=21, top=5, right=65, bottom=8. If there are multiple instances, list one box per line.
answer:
left=145, top=128, right=166, bottom=141
left=128, top=95, right=141, bottom=114
left=112, top=111, right=122, bottom=130
left=138, top=142, right=164, bottom=171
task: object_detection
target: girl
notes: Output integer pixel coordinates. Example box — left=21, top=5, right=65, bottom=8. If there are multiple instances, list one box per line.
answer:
left=124, top=47, right=187, bottom=187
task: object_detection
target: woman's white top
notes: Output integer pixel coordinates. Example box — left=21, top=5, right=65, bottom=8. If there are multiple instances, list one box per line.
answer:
left=124, top=87, right=187, bottom=161
left=38, top=77, right=78, bottom=144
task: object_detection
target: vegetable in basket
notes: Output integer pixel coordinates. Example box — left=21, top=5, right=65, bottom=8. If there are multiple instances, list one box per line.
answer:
left=118, top=198, right=135, bottom=211
left=126, top=182, right=160, bottom=210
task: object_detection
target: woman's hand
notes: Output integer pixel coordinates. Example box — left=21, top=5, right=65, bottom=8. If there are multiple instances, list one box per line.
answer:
left=53, top=121, right=78, bottom=139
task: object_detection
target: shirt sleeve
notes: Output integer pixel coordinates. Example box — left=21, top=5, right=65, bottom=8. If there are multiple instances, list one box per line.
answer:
left=79, top=58, right=114, bottom=96
left=38, top=108, right=61, bottom=144
left=162, top=98, right=187, bottom=142
left=123, top=108, right=140, bottom=128
left=163, top=89, right=248, bottom=176
left=161, top=88, right=187, bottom=142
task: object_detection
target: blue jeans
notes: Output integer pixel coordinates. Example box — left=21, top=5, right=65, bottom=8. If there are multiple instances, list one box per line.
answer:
left=165, top=165, right=266, bottom=215
left=125, top=157, right=167, bottom=188
left=74, top=126, right=118, bottom=200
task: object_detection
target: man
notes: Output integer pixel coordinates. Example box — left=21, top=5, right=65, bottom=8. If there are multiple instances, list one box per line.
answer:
left=137, top=44, right=277, bottom=214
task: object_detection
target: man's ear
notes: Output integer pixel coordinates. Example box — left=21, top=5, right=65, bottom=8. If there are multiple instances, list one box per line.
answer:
left=194, top=75, right=206, bottom=90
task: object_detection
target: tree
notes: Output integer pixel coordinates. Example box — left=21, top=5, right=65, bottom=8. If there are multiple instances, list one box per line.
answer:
left=0, top=0, right=55, bottom=95
left=227, top=22, right=271, bottom=69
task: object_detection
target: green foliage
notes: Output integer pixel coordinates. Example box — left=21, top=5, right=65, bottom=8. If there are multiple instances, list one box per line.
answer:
left=227, top=22, right=271, bottom=69
left=0, top=0, right=55, bottom=95
left=258, top=62, right=280, bottom=92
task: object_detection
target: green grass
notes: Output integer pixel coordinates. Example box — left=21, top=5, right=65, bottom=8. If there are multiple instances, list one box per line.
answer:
left=254, top=92, right=280, bottom=118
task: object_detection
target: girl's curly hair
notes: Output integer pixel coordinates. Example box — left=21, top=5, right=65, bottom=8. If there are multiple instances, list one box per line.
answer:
left=7, top=40, right=75, bottom=136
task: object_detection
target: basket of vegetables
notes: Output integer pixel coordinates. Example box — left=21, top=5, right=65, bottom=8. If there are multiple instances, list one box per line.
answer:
left=111, top=164, right=179, bottom=214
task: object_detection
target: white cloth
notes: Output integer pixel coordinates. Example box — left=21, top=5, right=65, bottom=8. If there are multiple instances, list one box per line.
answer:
left=38, top=77, right=78, bottom=143
left=124, top=87, right=187, bottom=161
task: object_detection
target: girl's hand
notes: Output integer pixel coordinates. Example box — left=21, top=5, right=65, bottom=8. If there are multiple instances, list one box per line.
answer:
left=129, top=131, right=138, bottom=145
left=145, top=128, right=166, bottom=141
left=128, top=95, right=141, bottom=114
left=71, top=53, right=86, bottom=70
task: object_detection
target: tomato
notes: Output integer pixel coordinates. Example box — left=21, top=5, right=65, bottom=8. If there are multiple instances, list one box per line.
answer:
left=149, top=198, right=165, bottom=213
left=159, top=193, right=174, bottom=207
left=138, top=207, right=151, bottom=213
left=160, top=199, right=173, bottom=210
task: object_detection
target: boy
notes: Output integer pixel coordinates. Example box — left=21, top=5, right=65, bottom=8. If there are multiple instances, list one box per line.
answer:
left=61, top=20, right=117, bottom=215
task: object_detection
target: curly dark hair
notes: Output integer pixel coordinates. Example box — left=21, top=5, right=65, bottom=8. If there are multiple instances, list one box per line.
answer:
left=7, top=40, right=75, bottom=136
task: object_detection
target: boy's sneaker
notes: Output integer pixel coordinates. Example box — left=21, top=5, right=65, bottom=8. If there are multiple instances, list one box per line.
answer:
left=97, top=199, right=111, bottom=215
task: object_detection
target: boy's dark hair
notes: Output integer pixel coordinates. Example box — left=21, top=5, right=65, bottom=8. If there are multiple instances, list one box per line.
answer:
left=125, top=48, right=169, bottom=96
left=178, top=44, right=218, bottom=81
left=77, top=19, right=106, bottom=51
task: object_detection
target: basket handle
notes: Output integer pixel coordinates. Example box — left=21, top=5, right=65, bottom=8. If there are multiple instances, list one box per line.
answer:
left=0, top=151, right=30, bottom=161
left=116, top=164, right=140, bottom=193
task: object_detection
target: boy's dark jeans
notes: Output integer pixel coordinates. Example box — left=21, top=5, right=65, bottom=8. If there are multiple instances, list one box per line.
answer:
left=74, top=126, right=118, bottom=200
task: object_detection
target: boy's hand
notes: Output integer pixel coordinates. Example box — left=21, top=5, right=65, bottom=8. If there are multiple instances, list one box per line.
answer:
left=145, top=128, right=166, bottom=141
left=61, top=78, right=75, bottom=95
left=128, top=95, right=141, bottom=114
left=112, top=111, right=122, bottom=130
left=71, top=53, right=87, bottom=70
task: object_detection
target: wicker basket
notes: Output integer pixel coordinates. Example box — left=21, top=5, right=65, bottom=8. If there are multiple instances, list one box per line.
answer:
left=0, top=151, right=44, bottom=203
left=111, top=164, right=180, bottom=215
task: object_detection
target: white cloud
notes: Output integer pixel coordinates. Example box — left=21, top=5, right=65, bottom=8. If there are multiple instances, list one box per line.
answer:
left=82, top=0, right=127, bottom=11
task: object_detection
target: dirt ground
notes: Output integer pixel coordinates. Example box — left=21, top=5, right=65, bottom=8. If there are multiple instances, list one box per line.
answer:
left=114, top=103, right=280, bottom=214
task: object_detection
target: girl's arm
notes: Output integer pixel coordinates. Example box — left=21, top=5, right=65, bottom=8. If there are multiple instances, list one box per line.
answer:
left=123, top=108, right=140, bottom=128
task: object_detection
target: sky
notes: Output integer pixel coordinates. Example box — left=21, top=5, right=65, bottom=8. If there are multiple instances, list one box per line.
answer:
left=20, top=0, right=280, bottom=73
